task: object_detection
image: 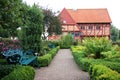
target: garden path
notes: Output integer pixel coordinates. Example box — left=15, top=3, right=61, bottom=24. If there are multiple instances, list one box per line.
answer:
left=34, top=49, right=90, bottom=80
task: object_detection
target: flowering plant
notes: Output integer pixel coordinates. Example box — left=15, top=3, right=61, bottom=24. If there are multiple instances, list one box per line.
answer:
left=0, top=38, right=21, bottom=58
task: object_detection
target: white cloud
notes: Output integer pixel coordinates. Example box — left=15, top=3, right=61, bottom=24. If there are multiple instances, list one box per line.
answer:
left=23, top=0, right=120, bottom=29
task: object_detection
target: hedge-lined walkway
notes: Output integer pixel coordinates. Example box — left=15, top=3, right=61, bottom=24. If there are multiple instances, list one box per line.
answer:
left=35, top=49, right=90, bottom=80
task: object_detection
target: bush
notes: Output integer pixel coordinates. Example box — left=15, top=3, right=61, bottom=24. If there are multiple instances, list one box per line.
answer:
left=38, top=46, right=60, bottom=67
left=75, top=58, right=120, bottom=73
left=18, top=5, right=44, bottom=53
left=38, top=54, right=52, bottom=67
left=83, top=37, right=112, bottom=58
left=101, top=45, right=120, bottom=58
left=90, top=65, right=120, bottom=80
left=0, top=59, right=7, bottom=65
left=60, top=33, right=73, bottom=49
left=104, top=58, right=120, bottom=63
left=0, top=65, right=21, bottom=79
left=48, top=41, right=60, bottom=46
left=49, top=46, right=60, bottom=58
left=1, top=66, right=35, bottom=80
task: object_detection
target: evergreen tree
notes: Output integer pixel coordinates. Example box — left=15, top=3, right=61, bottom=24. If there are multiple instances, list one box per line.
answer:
left=110, top=25, right=119, bottom=41
left=0, top=0, right=23, bottom=38
left=18, top=4, right=44, bottom=53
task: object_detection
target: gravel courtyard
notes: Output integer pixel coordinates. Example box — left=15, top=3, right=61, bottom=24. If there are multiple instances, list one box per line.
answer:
left=34, top=49, right=90, bottom=80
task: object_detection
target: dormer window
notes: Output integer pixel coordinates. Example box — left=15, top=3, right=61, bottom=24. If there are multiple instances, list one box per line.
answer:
left=63, top=20, right=66, bottom=24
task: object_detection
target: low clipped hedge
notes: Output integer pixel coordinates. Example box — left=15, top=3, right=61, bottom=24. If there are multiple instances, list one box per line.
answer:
left=75, top=58, right=120, bottom=73
left=1, top=66, right=35, bottom=80
left=38, top=46, right=60, bottom=67
left=71, top=46, right=120, bottom=73
left=89, top=65, right=120, bottom=80
left=49, top=46, right=60, bottom=58
left=38, top=54, right=52, bottom=67
left=0, top=65, right=20, bottom=79
left=0, top=59, right=7, bottom=65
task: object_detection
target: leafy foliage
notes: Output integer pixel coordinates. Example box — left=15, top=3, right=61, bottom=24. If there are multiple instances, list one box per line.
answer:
left=90, top=65, right=120, bottom=80
left=38, top=46, right=60, bottom=67
left=0, top=0, right=23, bottom=37
left=60, top=33, right=73, bottom=48
left=83, top=37, right=112, bottom=58
left=42, top=8, right=62, bottom=35
left=0, top=65, right=21, bottom=79
left=18, top=4, right=44, bottom=53
left=1, top=66, right=35, bottom=80
left=110, top=25, right=119, bottom=41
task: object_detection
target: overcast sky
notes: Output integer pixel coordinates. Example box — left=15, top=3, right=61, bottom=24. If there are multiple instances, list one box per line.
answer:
left=23, top=0, right=120, bottom=29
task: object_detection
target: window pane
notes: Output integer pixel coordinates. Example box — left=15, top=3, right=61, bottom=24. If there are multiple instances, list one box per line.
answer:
left=96, top=26, right=101, bottom=30
left=88, top=26, right=93, bottom=29
left=80, top=26, right=85, bottom=29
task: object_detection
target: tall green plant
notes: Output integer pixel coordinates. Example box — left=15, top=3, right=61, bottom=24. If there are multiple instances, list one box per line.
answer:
left=18, top=4, right=44, bottom=53
left=83, top=37, right=112, bottom=58
left=60, top=33, right=73, bottom=48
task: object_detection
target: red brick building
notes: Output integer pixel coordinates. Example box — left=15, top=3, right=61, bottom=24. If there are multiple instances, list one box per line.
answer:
left=59, top=8, right=112, bottom=40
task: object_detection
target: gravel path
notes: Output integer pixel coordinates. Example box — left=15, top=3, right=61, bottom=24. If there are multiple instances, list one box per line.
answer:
left=34, top=49, right=90, bottom=80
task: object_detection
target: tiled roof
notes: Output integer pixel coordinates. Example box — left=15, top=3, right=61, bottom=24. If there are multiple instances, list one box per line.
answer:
left=60, top=8, right=112, bottom=23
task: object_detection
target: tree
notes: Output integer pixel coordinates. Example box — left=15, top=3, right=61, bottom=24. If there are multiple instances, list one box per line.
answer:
left=42, top=8, right=62, bottom=35
left=110, top=25, right=119, bottom=41
left=18, top=4, right=44, bottom=53
left=0, top=0, right=23, bottom=38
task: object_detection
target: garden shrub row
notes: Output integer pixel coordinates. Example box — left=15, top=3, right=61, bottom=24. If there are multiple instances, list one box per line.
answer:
left=38, top=54, right=52, bottom=66
left=89, top=65, right=120, bottom=80
left=0, top=65, right=20, bottom=79
left=1, top=66, right=35, bottom=80
left=71, top=45, right=120, bottom=80
left=0, top=59, right=7, bottom=65
left=71, top=46, right=120, bottom=72
left=74, top=58, right=120, bottom=73
left=38, top=46, right=60, bottom=67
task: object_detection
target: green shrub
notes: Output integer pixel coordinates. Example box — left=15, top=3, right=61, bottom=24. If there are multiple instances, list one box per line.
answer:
left=90, top=65, right=120, bottom=80
left=48, top=41, right=60, bottom=46
left=1, top=66, right=35, bottom=80
left=60, top=33, right=73, bottom=49
left=77, top=58, right=92, bottom=71
left=104, top=58, right=120, bottom=63
left=83, top=37, right=112, bottom=58
left=38, top=46, right=60, bottom=67
left=89, top=59, right=120, bottom=73
left=18, top=5, right=44, bottom=53
left=79, top=58, right=120, bottom=73
left=49, top=46, right=60, bottom=58
left=0, top=65, right=21, bottom=79
left=0, top=59, right=7, bottom=65
left=38, top=54, right=52, bottom=67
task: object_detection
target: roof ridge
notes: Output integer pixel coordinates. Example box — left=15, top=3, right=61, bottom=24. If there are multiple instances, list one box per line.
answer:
left=66, top=8, right=108, bottom=10
left=65, top=8, right=76, bottom=23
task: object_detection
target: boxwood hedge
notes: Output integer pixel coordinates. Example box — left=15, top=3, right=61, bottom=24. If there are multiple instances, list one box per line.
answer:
left=90, top=65, right=120, bottom=80
left=38, top=46, right=60, bottom=67
left=0, top=64, right=20, bottom=79
left=1, top=66, right=35, bottom=80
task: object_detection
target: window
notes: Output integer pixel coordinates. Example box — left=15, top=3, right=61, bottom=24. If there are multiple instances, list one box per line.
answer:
left=80, top=26, right=85, bottom=30
left=88, top=26, right=93, bottom=30
left=96, top=26, right=101, bottom=30
left=75, top=32, right=80, bottom=36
